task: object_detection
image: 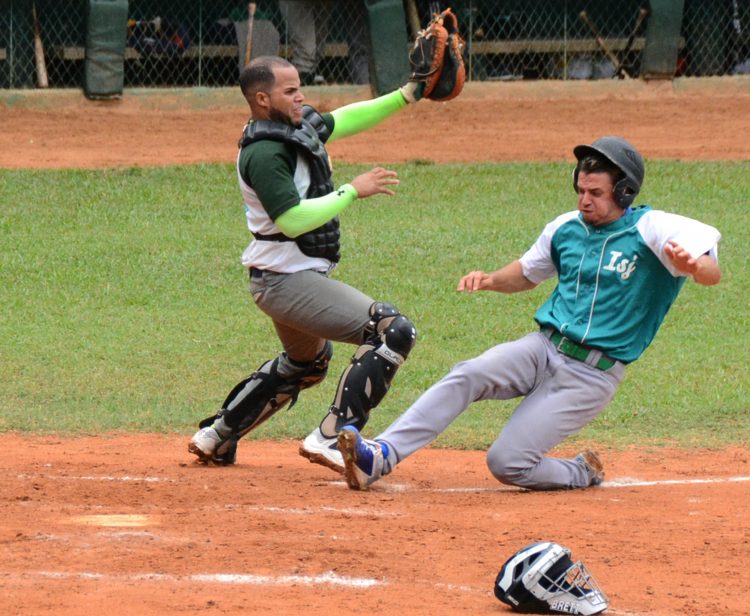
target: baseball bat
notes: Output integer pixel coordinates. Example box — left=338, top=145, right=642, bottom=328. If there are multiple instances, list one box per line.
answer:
left=244, top=2, right=257, bottom=67
left=732, top=0, right=742, bottom=71
left=579, top=10, right=628, bottom=79
left=32, top=0, right=48, bottom=89
left=405, top=0, right=420, bottom=38
left=613, top=7, right=649, bottom=79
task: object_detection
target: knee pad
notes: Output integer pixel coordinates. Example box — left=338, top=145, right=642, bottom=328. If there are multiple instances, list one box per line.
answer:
left=280, top=340, right=333, bottom=391
left=330, top=304, right=416, bottom=431
left=365, top=302, right=417, bottom=361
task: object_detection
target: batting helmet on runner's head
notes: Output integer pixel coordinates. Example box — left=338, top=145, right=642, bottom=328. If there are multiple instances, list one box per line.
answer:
left=573, top=136, right=645, bottom=208
left=494, top=541, right=609, bottom=615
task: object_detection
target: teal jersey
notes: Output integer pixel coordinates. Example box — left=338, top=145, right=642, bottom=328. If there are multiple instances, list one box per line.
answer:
left=520, top=206, right=721, bottom=363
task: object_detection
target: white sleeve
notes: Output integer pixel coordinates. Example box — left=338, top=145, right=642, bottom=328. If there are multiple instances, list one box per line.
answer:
left=637, top=210, right=721, bottom=277
left=519, top=211, right=579, bottom=284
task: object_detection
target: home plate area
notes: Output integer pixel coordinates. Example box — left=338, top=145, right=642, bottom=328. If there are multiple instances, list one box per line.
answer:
left=1, top=434, right=748, bottom=615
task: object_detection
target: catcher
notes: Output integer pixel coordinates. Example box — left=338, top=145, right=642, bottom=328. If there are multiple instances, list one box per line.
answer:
left=187, top=10, right=466, bottom=469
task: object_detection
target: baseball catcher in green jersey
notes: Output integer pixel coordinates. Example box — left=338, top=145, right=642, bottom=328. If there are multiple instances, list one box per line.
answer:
left=188, top=49, right=464, bottom=469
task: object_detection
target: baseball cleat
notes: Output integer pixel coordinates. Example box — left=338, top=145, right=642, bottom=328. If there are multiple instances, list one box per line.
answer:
left=189, top=427, right=238, bottom=465
left=188, top=426, right=225, bottom=462
left=337, top=426, right=385, bottom=490
left=577, top=450, right=604, bottom=486
left=299, top=427, right=344, bottom=474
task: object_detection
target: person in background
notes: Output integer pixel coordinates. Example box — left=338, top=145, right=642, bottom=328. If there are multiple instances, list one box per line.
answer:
left=278, top=0, right=331, bottom=85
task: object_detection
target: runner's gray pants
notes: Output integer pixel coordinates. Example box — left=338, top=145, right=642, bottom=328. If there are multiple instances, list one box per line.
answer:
left=378, top=332, right=625, bottom=489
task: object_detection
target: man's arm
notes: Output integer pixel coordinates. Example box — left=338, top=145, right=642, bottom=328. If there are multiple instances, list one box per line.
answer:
left=457, top=260, right=538, bottom=294
left=664, top=240, right=722, bottom=286
left=327, top=90, right=411, bottom=142
left=275, top=168, right=399, bottom=238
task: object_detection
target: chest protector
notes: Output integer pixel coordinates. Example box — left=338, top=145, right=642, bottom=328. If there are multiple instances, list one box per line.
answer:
left=239, top=105, right=340, bottom=262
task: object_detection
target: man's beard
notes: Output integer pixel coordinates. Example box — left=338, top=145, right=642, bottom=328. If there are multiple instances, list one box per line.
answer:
left=269, top=108, right=301, bottom=127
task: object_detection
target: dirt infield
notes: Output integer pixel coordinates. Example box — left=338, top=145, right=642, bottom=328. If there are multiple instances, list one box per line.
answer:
left=2, top=78, right=749, bottom=615
left=2, top=77, right=750, bottom=168
left=2, top=435, right=749, bottom=616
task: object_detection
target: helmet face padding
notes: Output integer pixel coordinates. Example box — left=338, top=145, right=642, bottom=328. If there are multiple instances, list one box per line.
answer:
left=495, top=542, right=609, bottom=615
left=573, top=136, right=645, bottom=208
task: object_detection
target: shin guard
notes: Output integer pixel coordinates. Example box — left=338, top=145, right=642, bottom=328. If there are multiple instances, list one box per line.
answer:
left=330, top=303, right=416, bottom=432
left=199, top=342, right=332, bottom=463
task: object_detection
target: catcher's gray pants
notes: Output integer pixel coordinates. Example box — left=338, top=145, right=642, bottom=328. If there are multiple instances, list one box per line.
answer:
left=250, top=268, right=373, bottom=362
left=378, top=332, right=625, bottom=490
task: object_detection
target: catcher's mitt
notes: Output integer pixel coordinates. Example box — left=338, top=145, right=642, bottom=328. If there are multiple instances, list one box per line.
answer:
left=408, top=8, right=466, bottom=102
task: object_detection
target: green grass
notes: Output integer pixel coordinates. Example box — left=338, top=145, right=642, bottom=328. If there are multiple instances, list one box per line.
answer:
left=1, top=161, right=747, bottom=449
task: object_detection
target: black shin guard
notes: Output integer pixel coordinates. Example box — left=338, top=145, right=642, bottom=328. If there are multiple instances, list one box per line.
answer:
left=330, top=302, right=416, bottom=432
left=200, top=343, right=332, bottom=462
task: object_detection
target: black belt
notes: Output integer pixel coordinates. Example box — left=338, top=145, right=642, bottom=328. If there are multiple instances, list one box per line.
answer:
left=543, top=328, right=617, bottom=371
left=252, top=232, right=293, bottom=242
left=249, top=267, right=264, bottom=279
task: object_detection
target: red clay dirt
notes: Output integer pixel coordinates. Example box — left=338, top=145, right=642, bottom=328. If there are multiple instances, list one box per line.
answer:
left=2, top=78, right=749, bottom=616
left=2, top=78, right=750, bottom=168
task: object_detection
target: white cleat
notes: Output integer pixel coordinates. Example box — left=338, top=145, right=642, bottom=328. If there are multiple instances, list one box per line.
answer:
left=299, top=427, right=345, bottom=474
left=188, top=426, right=222, bottom=463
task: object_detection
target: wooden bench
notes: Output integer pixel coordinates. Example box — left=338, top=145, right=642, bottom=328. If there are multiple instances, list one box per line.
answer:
left=52, top=42, right=349, bottom=62
left=469, top=37, right=648, bottom=55
left=469, top=36, right=687, bottom=56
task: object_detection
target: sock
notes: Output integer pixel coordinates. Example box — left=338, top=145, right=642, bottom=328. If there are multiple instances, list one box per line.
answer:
left=376, top=439, right=395, bottom=475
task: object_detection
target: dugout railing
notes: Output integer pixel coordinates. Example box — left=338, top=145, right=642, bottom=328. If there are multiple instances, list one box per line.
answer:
left=1, top=0, right=748, bottom=90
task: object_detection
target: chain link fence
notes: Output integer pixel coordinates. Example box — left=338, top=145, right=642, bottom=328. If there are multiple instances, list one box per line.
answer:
left=682, top=0, right=750, bottom=76
left=1, top=0, right=86, bottom=88
left=2, top=1, right=749, bottom=89
left=456, top=0, right=650, bottom=81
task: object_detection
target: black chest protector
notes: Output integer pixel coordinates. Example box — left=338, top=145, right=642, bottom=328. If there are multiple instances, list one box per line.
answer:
left=239, top=105, right=340, bottom=263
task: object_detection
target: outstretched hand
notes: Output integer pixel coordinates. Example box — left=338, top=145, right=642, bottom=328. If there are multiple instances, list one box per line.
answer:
left=399, top=81, right=425, bottom=103
left=351, top=167, right=400, bottom=198
left=457, top=271, right=493, bottom=293
left=663, top=240, right=698, bottom=275
left=663, top=239, right=721, bottom=285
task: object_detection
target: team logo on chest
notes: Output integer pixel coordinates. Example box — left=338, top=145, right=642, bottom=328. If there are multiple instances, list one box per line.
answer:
left=602, top=250, right=638, bottom=280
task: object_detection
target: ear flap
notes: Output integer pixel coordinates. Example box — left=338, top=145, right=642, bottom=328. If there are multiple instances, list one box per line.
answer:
left=613, top=178, right=636, bottom=208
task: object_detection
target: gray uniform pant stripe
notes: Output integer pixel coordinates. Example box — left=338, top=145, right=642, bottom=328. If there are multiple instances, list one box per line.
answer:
left=379, top=332, right=624, bottom=490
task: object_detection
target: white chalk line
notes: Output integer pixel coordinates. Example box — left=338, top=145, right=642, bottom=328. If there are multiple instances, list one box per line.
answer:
left=353, top=475, right=750, bottom=494
left=0, top=570, right=382, bottom=589
left=15, top=473, right=170, bottom=483
left=222, top=504, right=398, bottom=517
left=0, top=571, right=652, bottom=613
left=15, top=471, right=750, bottom=494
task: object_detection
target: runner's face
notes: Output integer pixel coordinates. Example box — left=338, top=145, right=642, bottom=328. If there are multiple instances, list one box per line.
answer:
left=266, top=66, right=304, bottom=126
left=576, top=171, right=623, bottom=226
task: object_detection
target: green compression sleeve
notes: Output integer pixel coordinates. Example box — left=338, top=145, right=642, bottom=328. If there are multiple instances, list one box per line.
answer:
left=274, top=184, right=358, bottom=238
left=329, top=90, right=407, bottom=142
